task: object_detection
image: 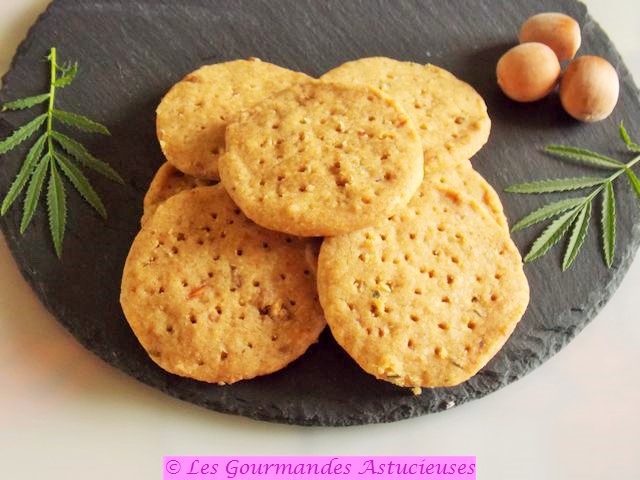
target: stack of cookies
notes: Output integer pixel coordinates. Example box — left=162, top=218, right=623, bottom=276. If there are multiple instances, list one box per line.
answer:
left=120, top=57, right=529, bottom=392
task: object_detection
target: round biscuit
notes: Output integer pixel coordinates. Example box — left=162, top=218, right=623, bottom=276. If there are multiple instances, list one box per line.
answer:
left=141, top=162, right=216, bottom=226
left=121, top=185, right=326, bottom=384
left=219, top=81, right=424, bottom=236
left=156, top=59, right=311, bottom=179
left=317, top=184, right=529, bottom=389
left=322, top=57, right=491, bottom=167
left=424, top=162, right=509, bottom=231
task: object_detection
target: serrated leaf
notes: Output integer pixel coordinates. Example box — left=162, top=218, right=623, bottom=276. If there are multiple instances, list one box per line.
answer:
left=619, top=122, right=640, bottom=153
left=52, top=131, right=123, bottom=183
left=512, top=197, right=588, bottom=232
left=601, top=182, right=616, bottom=267
left=1, top=134, right=47, bottom=215
left=47, top=160, right=67, bottom=258
left=53, top=62, right=77, bottom=88
left=505, top=177, right=606, bottom=194
left=524, top=208, right=581, bottom=263
left=1, top=93, right=50, bottom=112
left=19, top=153, right=50, bottom=234
left=0, top=113, right=47, bottom=154
left=619, top=122, right=633, bottom=145
left=545, top=145, right=625, bottom=169
left=55, top=152, right=106, bottom=218
left=562, top=202, right=592, bottom=271
left=53, top=109, right=110, bottom=135
left=625, top=168, right=640, bottom=201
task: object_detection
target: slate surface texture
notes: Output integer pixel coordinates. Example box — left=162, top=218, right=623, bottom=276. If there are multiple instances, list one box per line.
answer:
left=0, top=0, right=639, bottom=426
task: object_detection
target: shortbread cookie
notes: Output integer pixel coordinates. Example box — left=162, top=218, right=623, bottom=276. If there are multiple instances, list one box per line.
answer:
left=156, top=59, right=311, bottom=179
left=121, top=185, right=326, bottom=384
left=322, top=57, right=491, bottom=167
left=219, top=81, right=424, bottom=236
left=141, top=162, right=215, bottom=226
left=424, top=162, right=508, bottom=231
left=317, top=184, right=529, bottom=389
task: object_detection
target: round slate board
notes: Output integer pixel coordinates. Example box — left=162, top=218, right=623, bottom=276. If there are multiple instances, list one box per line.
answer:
left=1, top=0, right=639, bottom=426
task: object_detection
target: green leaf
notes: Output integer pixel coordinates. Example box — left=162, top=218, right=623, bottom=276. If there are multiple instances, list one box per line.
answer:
left=19, top=153, right=50, bottom=234
left=53, top=62, right=78, bottom=88
left=52, top=109, right=110, bottom=135
left=625, top=168, right=640, bottom=201
left=619, top=122, right=633, bottom=145
left=601, top=182, right=616, bottom=267
left=562, top=202, right=592, bottom=271
left=52, top=131, right=123, bottom=183
left=545, top=145, right=625, bottom=169
left=619, top=122, right=640, bottom=153
left=55, top=152, right=107, bottom=218
left=505, top=177, right=606, bottom=194
left=1, top=134, right=47, bottom=215
left=47, top=160, right=67, bottom=258
left=524, top=208, right=581, bottom=263
left=1, top=93, right=50, bottom=112
left=512, top=197, right=587, bottom=232
left=0, top=113, right=47, bottom=154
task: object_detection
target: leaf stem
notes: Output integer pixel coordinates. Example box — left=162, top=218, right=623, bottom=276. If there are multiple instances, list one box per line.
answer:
left=582, top=153, right=640, bottom=205
left=46, top=47, right=57, bottom=157
left=609, top=153, right=640, bottom=181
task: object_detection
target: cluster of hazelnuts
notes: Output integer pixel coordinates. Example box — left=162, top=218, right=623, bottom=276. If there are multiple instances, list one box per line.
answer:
left=497, top=12, right=619, bottom=122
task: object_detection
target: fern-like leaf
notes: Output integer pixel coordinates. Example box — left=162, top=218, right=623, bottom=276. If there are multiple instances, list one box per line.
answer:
left=512, top=197, right=587, bottom=232
left=545, top=145, right=625, bottom=169
left=19, top=153, right=50, bottom=234
left=505, top=177, right=606, bottom=194
left=53, top=109, right=110, bottom=135
left=53, top=62, right=78, bottom=88
left=625, top=168, right=640, bottom=201
left=0, top=114, right=47, bottom=154
left=619, top=122, right=640, bottom=153
left=1, top=134, right=47, bottom=215
left=562, top=202, right=592, bottom=271
left=52, top=131, right=123, bottom=183
left=601, top=182, right=616, bottom=267
left=524, top=208, right=581, bottom=263
left=47, top=160, right=67, bottom=257
left=1, top=93, right=50, bottom=112
left=55, top=152, right=107, bottom=218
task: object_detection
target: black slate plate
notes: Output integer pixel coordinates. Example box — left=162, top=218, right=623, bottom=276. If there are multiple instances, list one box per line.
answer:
left=1, top=0, right=639, bottom=426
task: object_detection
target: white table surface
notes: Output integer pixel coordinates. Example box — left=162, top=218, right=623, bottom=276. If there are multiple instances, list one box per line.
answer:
left=1, top=1, right=638, bottom=479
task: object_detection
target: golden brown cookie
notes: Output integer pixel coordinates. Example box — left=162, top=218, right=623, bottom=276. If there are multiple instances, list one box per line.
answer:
left=424, top=162, right=509, bottom=231
left=322, top=57, right=491, bottom=167
left=156, top=59, right=311, bottom=179
left=121, top=185, right=326, bottom=384
left=219, top=81, right=424, bottom=236
left=141, top=162, right=216, bottom=226
left=317, top=184, right=529, bottom=389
